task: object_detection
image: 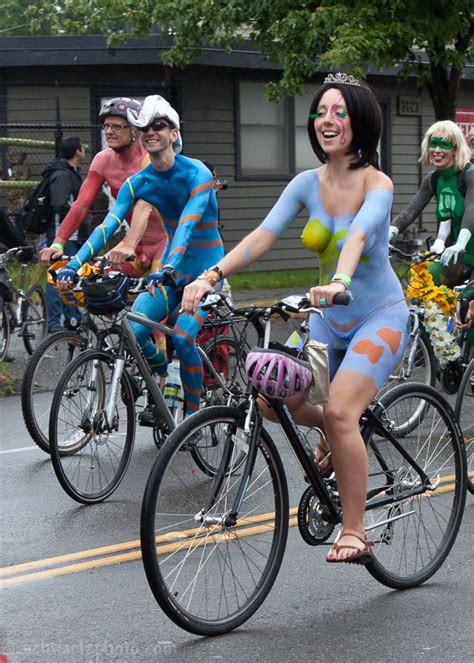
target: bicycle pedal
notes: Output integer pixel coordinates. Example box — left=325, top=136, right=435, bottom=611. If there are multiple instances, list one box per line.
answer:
left=138, top=407, right=156, bottom=427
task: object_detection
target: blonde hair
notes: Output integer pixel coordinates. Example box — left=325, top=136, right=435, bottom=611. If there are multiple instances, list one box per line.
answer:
left=420, top=120, right=471, bottom=170
left=467, top=126, right=474, bottom=146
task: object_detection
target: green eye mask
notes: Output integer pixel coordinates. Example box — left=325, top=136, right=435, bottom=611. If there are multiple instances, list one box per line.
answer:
left=429, top=137, right=454, bottom=151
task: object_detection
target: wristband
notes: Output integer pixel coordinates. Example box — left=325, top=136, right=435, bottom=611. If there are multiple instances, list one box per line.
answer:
left=51, top=242, right=64, bottom=252
left=331, top=273, right=352, bottom=289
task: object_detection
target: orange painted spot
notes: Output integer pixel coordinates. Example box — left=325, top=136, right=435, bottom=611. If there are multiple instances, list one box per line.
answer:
left=352, top=340, right=384, bottom=364
left=376, top=328, right=402, bottom=354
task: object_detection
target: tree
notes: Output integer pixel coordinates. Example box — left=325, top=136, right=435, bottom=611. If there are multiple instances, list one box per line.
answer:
left=5, top=1, right=474, bottom=120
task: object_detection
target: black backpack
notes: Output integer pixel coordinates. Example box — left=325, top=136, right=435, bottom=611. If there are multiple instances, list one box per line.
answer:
left=19, top=163, right=59, bottom=235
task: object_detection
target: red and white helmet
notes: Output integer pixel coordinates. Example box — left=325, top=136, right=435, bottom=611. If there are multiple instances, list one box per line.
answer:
left=245, top=347, right=313, bottom=399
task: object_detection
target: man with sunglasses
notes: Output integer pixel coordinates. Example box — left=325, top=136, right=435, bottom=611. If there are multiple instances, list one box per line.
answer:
left=57, top=95, right=224, bottom=417
left=40, top=97, right=167, bottom=276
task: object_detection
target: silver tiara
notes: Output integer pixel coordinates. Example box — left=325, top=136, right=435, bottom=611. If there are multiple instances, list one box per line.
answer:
left=324, top=72, right=360, bottom=87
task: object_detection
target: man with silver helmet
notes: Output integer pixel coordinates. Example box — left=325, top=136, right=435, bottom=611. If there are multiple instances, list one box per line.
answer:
left=40, top=97, right=167, bottom=277
left=57, top=95, right=224, bottom=417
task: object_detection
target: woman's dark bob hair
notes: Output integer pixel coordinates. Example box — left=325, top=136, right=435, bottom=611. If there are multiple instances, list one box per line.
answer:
left=307, top=81, right=383, bottom=170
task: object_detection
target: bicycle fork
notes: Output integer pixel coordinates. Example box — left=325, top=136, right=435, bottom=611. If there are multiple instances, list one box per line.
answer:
left=195, top=400, right=259, bottom=528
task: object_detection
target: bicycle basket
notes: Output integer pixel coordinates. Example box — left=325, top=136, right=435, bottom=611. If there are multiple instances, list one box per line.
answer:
left=48, top=260, right=93, bottom=307
left=82, top=272, right=129, bottom=315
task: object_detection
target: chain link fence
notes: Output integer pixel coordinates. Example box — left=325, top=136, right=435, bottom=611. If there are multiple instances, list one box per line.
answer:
left=0, top=93, right=110, bottom=241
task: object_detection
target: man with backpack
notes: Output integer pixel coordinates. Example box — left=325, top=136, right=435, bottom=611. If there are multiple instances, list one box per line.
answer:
left=41, top=136, right=89, bottom=332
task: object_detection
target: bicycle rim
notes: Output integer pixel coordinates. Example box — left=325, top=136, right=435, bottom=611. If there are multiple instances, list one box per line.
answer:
left=49, top=350, right=136, bottom=504
left=21, top=330, right=85, bottom=453
left=0, top=305, right=10, bottom=361
left=455, top=360, right=474, bottom=494
left=23, top=284, right=48, bottom=354
left=365, top=383, right=466, bottom=588
left=141, top=406, right=289, bottom=636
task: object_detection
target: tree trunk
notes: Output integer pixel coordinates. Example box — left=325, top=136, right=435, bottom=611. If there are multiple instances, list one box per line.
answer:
left=428, top=62, right=459, bottom=121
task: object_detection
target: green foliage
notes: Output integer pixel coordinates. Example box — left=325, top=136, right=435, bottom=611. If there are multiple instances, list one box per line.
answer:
left=2, top=0, right=473, bottom=119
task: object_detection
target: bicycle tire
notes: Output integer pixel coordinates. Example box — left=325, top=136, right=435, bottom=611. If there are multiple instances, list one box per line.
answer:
left=141, top=405, right=289, bottom=636
left=455, top=359, right=474, bottom=494
left=49, top=349, right=136, bottom=504
left=192, top=336, right=249, bottom=475
left=21, top=330, right=86, bottom=453
left=22, top=283, right=48, bottom=355
left=0, top=304, right=10, bottom=361
left=364, top=382, right=466, bottom=589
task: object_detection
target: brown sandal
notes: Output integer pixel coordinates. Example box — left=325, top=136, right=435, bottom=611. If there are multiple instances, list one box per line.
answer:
left=327, top=531, right=374, bottom=565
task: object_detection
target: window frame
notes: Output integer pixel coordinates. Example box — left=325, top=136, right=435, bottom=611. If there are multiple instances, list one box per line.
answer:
left=235, top=78, right=391, bottom=180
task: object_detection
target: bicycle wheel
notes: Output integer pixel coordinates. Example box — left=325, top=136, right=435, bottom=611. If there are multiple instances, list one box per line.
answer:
left=193, top=336, right=249, bottom=475
left=0, top=304, right=10, bottom=361
left=455, top=359, right=474, bottom=494
left=22, top=283, right=48, bottom=354
left=49, top=349, right=136, bottom=504
left=141, top=405, right=289, bottom=636
left=364, top=383, right=466, bottom=589
left=21, top=330, right=86, bottom=453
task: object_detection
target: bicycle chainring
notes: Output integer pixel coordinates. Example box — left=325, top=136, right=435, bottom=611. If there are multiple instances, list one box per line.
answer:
left=297, top=486, right=335, bottom=545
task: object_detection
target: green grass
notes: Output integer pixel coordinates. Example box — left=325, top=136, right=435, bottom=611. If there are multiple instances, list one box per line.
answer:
left=228, top=268, right=319, bottom=291
left=0, top=361, right=16, bottom=396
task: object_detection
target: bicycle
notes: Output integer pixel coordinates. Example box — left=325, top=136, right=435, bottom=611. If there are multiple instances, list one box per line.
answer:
left=20, top=257, right=131, bottom=454
left=140, top=293, right=466, bottom=636
left=0, top=246, right=48, bottom=360
left=378, top=244, right=437, bottom=402
left=47, top=274, right=250, bottom=504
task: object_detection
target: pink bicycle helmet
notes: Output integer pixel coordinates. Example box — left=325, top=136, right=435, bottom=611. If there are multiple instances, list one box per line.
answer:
left=245, top=347, right=313, bottom=399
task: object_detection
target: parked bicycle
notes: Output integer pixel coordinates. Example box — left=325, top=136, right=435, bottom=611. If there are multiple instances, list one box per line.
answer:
left=47, top=271, right=250, bottom=504
left=0, top=246, right=48, bottom=360
left=140, top=293, right=466, bottom=636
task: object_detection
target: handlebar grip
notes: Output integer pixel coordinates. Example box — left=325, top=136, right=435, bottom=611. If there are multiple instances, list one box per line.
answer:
left=333, top=291, right=352, bottom=306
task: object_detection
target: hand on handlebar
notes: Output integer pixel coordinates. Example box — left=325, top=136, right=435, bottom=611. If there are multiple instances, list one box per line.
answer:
left=181, top=278, right=213, bottom=313
left=107, top=244, right=136, bottom=269
left=307, top=281, right=347, bottom=308
left=55, top=266, right=79, bottom=291
left=147, top=266, right=176, bottom=297
left=40, top=246, right=63, bottom=266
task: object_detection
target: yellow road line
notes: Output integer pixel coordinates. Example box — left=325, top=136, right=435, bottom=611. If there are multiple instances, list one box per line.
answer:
left=1, top=517, right=298, bottom=588
left=2, top=470, right=466, bottom=588
left=0, top=507, right=298, bottom=579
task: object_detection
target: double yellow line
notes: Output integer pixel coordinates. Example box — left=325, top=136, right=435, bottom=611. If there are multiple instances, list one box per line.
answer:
left=1, top=509, right=298, bottom=588
left=2, top=471, right=467, bottom=588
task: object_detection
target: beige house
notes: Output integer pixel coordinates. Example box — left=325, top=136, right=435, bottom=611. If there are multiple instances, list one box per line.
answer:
left=1, top=35, right=473, bottom=271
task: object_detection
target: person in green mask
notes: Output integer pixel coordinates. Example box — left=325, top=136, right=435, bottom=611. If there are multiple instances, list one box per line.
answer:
left=390, top=120, right=473, bottom=287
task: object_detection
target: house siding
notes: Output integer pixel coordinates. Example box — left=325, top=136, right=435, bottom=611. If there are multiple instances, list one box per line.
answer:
left=1, top=55, right=473, bottom=271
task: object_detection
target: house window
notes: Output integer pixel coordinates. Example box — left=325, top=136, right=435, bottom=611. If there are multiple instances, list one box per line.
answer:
left=238, top=81, right=289, bottom=176
left=237, top=81, right=389, bottom=178
left=295, top=85, right=321, bottom=172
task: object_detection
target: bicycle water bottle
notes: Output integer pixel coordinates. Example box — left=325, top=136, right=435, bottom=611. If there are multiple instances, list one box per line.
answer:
left=163, top=359, right=183, bottom=410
